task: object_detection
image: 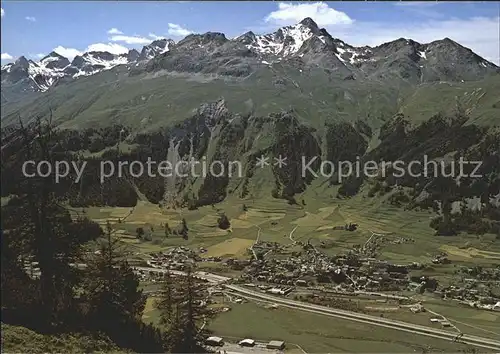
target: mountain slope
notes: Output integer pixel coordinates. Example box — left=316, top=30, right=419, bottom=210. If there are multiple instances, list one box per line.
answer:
left=0, top=19, right=498, bottom=236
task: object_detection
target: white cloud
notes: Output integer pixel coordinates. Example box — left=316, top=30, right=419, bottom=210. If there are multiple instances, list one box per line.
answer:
left=25, top=16, right=36, bottom=22
left=265, top=2, right=354, bottom=26
left=86, top=42, right=128, bottom=54
left=109, top=34, right=151, bottom=45
left=1, top=53, right=13, bottom=60
left=167, top=23, right=192, bottom=37
left=29, top=53, right=45, bottom=59
left=149, top=33, right=165, bottom=40
left=53, top=46, right=82, bottom=60
left=393, top=2, right=441, bottom=7
left=53, top=42, right=129, bottom=60
left=1, top=8, right=4, bottom=17
left=107, top=27, right=123, bottom=35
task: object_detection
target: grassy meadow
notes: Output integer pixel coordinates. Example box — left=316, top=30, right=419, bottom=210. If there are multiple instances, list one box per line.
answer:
left=73, top=179, right=500, bottom=345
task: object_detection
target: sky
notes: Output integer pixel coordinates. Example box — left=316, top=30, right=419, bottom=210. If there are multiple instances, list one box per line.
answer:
left=1, top=1, right=499, bottom=65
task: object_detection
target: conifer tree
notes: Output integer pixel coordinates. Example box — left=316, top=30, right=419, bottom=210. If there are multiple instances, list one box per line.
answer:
left=82, top=221, right=145, bottom=331
left=157, top=267, right=213, bottom=352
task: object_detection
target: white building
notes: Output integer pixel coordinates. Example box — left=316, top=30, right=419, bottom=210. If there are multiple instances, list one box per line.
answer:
left=238, top=338, right=255, bottom=347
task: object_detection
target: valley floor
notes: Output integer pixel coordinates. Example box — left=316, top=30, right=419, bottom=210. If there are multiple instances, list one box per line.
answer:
left=73, top=183, right=500, bottom=352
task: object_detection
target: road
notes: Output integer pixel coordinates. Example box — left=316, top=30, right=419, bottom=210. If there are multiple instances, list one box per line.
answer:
left=289, top=226, right=298, bottom=245
left=225, top=285, right=500, bottom=351
left=250, top=225, right=261, bottom=260
left=134, top=266, right=500, bottom=351
left=133, top=266, right=230, bottom=283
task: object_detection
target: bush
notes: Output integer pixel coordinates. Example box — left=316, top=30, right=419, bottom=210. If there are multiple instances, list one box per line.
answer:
left=217, top=213, right=231, bottom=230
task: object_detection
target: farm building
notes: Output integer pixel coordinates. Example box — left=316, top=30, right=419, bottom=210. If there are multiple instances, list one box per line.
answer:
left=266, top=340, right=286, bottom=350
left=205, top=336, right=224, bottom=346
left=238, top=338, right=255, bottom=347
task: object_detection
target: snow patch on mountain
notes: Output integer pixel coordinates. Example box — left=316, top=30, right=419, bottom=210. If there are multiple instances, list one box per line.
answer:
left=1, top=38, right=177, bottom=93
left=246, top=23, right=323, bottom=58
left=28, top=60, right=66, bottom=91
left=335, top=42, right=374, bottom=65
left=71, top=52, right=128, bottom=78
left=1, top=63, right=14, bottom=73
left=138, top=39, right=175, bottom=61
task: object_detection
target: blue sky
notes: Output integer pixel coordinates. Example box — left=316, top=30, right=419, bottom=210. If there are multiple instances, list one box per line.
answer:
left=1, top=1, right=499, bottom=64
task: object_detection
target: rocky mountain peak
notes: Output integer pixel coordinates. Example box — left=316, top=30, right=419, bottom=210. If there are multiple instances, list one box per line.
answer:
left=442, top=37, right=459, bottom=45
left=40, top=51, right=70, bottom=70
left=150, top=38, right=173, bottom=48
left=15, top=56, right=30, bottom=69
left=178, top=32, right=227, bottom=48
left=126, top=49, right=140, bottom=62
left=299, top=17, right=320, bottom=32
left=42, top=51, right=66, bottom=60
left=138, top=39, right=174, bottom=61
left=236, top=31, right=257, bottom=45
left=85, top=51, right=116, bottom=61
left=242, top=19, right=329, bottom=59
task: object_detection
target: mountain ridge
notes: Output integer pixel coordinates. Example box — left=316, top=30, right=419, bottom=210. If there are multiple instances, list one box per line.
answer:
left=2, top=17, right=498, bottom=96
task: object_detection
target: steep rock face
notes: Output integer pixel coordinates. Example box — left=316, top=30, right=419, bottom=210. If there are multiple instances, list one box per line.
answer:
left=64, top=51, right=129, bottom=78
left=40, top=52, right=71, bottom=70
left=419, top=38, right=500, bottom=82
left=146, top=33, right=259, bottom=77
left=269, top=111, right=321, bottom=199
left=358, top=37, right=500, bottom=83
left=243, top=18, right=328, bottom=59
left=1, top=57, right=31, bottom=83
left=197, top=115, right=248, bottom=205
left=137, top=39, right=175, bottom=61
left=1, top=55, right=67, bottom=92
left=126, top=49, right=140, bottom=62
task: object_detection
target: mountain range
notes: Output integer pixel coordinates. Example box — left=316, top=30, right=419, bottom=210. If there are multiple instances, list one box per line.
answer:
left=1, top=18, right=498, bottom=98
left=1, top=39, right=174, bottom=94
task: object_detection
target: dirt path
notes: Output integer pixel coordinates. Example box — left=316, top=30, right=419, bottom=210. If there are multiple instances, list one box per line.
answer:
left=250, top=225, right=261, bottom=260
left=289, top=225, right=298, bottom=245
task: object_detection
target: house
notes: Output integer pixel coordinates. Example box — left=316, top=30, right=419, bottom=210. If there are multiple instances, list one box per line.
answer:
left=268, top=287, right=282, bottom=295
left=493, top=301, right=500, bottom=311
left=410, top=304, right=424, bottom=313
left=205, top=336, right=224, bottom=346
left=266, top=340, right=286, bottom=350
left=238, top=338, right=255, bottom=347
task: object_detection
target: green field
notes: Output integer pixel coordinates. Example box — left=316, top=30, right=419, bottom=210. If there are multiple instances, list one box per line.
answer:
left=76, top=182, right=500, bottom=346
left=77, top=182, right=500, bottom=277
left=141, top=296, right=482, bottom=352
left=208, top=302, right=475, bottom=353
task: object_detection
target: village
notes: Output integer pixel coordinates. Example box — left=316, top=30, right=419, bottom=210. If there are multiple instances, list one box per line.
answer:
left=141, top=238, right=500, bottom=314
